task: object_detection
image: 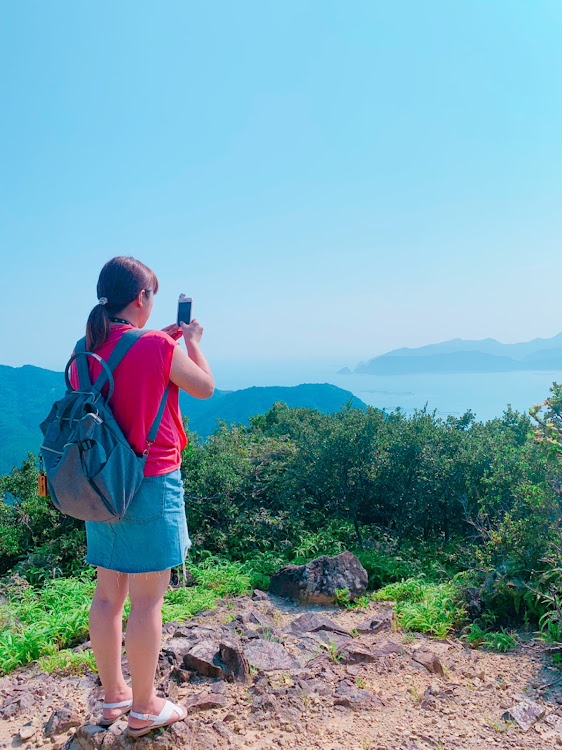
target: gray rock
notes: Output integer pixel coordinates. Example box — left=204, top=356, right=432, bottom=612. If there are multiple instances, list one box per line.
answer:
left=339, top=640, right=401, bottom=664
left=172, top=625, right=195, bottom=638
left=79, top=719, right=193, bottom=750
left=18, top=725, right=38, bottom=741
left=339, top=644, right=379, bottom=664
left=218, top=640, right=251, bottom=683
left=44, top=709, right=83, bottom=738
left=502, top=700, right=546, bottom=732
left=235, top=609, right=274, bottom=628
left=241, top=627, right=261, bottom=640
left=184, top=693, right=227, bottom=713
left=251, top=693, right=281, bottom=713
left=244, top=640, right=301, bottom=671
left=0, top=702, right=19, bottom=720
left=333, top=679, right=383, bottom=709
left=0, top=690, right=36, bottom=720
left=355, top=610, right=394, bottom=634
left=252, top=589, right=269, bottom=601
left=212, top=720, right=236, bottom=742
left=175, top=624, right=218, bottom=640
left=287, top=612, right=350, bottom=636
left=308, top=630, right=351, bottom=649
left=68, top=724, right=106, bottom=750
left=190, top=727, right=221, bottom=750
left=170, top=666, right=191, bottom=683
left=420, top=685, right=448, bottom=710
left=412, top=649, right=445, bottom=677
left=268, top=551, right=368, bottom=605
left=183, top=640, right=223, bottom=678
left=163, top=637, right=196, bottom=664
left=156, top=679, right=179, bottom=701
left=296, top=678, right=332, bottom=697
left=370, top=640, right=402, bottom=657
left=253, top=674, right=272, bottom=695
left=106, top=720, right=128, bottom=736
left=546, top=714, right=562, bottom=731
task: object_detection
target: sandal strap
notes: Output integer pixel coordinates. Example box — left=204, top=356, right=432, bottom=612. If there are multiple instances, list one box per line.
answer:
left=130, top=711, right=153, bottom=721
left=130, top=701, right=182, bottom=724
left=103, top=699, right=133, bottom=709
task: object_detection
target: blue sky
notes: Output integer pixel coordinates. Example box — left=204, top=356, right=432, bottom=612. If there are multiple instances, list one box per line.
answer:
left=1, top=0, right=561, bottom=375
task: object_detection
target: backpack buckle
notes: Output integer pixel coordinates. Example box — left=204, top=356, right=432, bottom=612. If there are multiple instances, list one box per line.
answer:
left=143, top=440, right=153, bottom=457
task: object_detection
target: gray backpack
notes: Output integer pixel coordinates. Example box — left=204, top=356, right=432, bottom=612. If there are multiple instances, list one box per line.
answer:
left=40, top=330, right=169, bottom=522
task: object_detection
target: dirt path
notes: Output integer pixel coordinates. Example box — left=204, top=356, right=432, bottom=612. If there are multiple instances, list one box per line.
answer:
left=1, top=592, right=561, bottom=750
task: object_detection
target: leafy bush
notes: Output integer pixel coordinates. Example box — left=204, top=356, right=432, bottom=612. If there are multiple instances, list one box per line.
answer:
left=1, top=398, right=561, bottom=633
left=0, top=455, right=86, bottom=581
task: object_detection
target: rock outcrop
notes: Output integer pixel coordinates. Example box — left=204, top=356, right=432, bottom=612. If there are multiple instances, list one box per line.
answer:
left=268, top=550, right=368, bottom=604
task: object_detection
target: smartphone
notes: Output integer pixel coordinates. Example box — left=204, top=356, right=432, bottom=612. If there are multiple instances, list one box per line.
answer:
left=177, top=294, right=192, bottom=326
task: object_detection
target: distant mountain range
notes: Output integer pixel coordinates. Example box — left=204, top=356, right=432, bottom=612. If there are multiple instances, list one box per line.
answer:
left=0, top=365, right=365, bottom=477
left=341, top=332, right=562, bottom=376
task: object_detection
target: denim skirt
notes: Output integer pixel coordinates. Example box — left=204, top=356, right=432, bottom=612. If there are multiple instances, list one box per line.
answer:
left=85, top=468, right=191, bottom=574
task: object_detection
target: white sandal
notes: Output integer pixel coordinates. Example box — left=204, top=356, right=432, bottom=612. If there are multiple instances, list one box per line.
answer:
left=99, top=698, right=133, bottom=727
left=127, top=700, right=187, bottom=738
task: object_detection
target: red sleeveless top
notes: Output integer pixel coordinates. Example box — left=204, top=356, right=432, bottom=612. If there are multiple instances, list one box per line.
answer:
left=69, top=325, right=187, bottom=476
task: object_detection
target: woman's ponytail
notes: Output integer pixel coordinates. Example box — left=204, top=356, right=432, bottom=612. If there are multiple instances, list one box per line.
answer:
left=86, top=304, right=112, bottom=352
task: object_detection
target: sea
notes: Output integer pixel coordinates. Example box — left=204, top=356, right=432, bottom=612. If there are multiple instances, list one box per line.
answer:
left=211, top=358, right=562, bottom=422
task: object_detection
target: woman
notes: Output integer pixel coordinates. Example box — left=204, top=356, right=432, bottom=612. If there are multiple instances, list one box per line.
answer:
left=69, top=256, right=214, bottom=737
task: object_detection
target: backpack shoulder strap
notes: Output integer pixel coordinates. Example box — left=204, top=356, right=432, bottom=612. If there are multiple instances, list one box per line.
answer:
left=74, top=337, right=91, bottom=390
left=93, top=329, right=145, bottom=393
left=145, top=386, right=170, bottom=454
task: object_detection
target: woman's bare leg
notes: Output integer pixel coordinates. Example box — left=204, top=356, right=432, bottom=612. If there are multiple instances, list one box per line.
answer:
left=126, top=570, right=171, bottom=729
left=89, top=568, right=132, bottom=721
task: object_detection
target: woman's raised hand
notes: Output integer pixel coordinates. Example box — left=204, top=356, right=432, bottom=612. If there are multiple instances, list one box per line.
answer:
left=161, top=324, right=183, bottom=341
left=180, top=319, right=204, bottom=345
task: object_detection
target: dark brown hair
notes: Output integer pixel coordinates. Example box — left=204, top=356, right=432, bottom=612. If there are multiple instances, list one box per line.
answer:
left=86, top=256, right=159, bottom=351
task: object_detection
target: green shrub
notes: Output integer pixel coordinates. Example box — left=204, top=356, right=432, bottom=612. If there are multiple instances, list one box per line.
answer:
left=0, top=455, right=86, bottom=581
left=1, top=399, right=561, bottom=632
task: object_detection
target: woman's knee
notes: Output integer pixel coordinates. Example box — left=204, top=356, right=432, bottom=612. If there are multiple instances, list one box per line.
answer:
left=128, top=570, right=170, bottom=613
left=91, top=592, right=126, bottom=617
left=93, top=568, right=129, bottom=612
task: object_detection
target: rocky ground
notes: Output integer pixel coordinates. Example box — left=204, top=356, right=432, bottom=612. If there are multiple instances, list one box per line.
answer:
left=1, top=591, right=562, bottom=750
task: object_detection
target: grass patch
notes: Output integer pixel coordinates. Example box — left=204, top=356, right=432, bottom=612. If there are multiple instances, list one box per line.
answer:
left=333, top=588, right=371, bottom=610
left=0, top=575, right=95, bottom=673
left=38, top=648, right=97, bottom=675
left=0, top=557, right=251, bottom=675
left=461, top=622, right=519, bottom=652
left=373, top=577, right=466, bottom=638
left=162, top=558, right=251, bottom=622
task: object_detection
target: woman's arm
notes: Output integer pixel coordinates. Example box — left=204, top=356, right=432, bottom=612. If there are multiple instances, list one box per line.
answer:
left=169, top=320, right=214, bottom=399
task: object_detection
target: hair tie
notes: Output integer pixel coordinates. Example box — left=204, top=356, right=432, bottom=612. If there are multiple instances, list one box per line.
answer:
left=98, top=297, right=108, bottom=306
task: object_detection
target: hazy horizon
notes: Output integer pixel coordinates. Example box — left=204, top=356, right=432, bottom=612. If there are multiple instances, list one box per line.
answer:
left=4, top=328, right=562, bottom=373
left=3, top=353, right=560, bottom=426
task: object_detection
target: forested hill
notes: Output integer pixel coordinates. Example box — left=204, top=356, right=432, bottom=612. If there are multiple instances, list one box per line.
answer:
left=0, top=364, right=365, bottom=476
left=179, top=384, right=365, bottom=438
